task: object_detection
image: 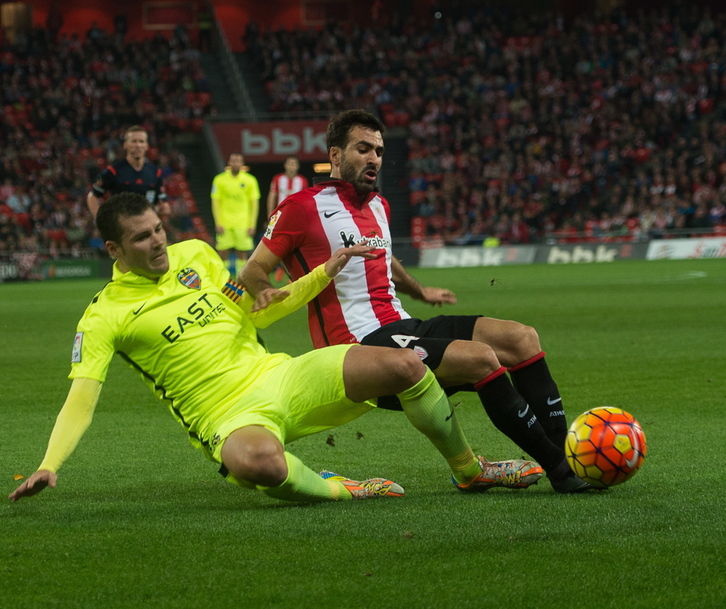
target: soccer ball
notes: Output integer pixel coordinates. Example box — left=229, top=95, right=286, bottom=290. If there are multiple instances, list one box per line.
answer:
left=565, top=407, right=647, bottom=488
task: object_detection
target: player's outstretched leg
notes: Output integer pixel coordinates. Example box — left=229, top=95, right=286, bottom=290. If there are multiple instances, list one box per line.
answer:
left=470, top=319, right=569, bottom=448
left=397, top=367, right=544, bottom=490
left=474, top=366, right=594, bottom=492
left=344, top=345, right=548, bottom=492
left=221, top=426, right=375, bottom=502
left=343, top=347, right=493, bottom=488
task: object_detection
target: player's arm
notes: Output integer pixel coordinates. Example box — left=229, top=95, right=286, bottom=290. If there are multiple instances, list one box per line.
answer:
left=239, top=242, right=282, bottom=299
left=240, top=243, right=375, bottom=327
left=391, top=257, right=457, bottom=306
left=8, top=378, right=103, bottom=502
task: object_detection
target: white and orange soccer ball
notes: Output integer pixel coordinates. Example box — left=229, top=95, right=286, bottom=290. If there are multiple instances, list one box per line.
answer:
left=565, top=407, right=647, bottom=488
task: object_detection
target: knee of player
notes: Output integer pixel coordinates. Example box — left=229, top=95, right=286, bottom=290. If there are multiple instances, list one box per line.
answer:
left=512, top=323, right=542, bottom=358
left=254, top=459, right=288, bottom=487
left=390, top=349, right=427, bottom=387
left=466, top=340, right=501, bottom=372
left=226, top=447, right=288, bottom=488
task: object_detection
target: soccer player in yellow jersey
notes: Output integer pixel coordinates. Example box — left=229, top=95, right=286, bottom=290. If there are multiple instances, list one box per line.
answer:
left=9, top=193, right=517, bottom=504
left=211, top=153, right=260, bottom=276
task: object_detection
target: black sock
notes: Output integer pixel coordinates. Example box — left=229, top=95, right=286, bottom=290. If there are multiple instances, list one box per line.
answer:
left=476, top=369, right=565, bottom=473
left=509, top=354, right=568, bottom=449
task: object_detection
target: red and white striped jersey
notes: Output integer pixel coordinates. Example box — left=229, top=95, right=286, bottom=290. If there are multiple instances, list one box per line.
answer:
left=269, top=173, right=309, bottom=209
left=262, top=180, right=410, bottom=348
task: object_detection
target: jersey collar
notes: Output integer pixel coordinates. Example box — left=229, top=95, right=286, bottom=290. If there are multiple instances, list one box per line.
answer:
left=111, top=261, right=166, bottom=285
left=312, top=178, right=379, bottom=205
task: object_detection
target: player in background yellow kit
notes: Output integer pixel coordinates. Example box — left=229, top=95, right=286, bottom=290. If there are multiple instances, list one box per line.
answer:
left=211, top=153, right=260, bottom=275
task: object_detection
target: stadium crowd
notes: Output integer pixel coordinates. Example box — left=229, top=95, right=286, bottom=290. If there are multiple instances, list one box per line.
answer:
left=247, top=2, right=726, bottom=245
left=0, top=22, right=212, bottom=273
left=2, top=1, right=726, bottom=268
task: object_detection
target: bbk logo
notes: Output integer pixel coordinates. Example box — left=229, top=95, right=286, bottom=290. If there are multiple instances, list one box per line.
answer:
left=547, top=245, right=618, bottom=264
left=242, top=127, right=326, bottom=156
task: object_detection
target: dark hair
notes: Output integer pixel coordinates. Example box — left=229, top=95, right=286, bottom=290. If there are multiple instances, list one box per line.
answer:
left=326, top=109, right=386, bottom=152
left=96, top=192, right=153, bottom=243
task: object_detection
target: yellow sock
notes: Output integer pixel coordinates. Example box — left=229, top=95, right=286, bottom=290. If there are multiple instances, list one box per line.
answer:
left=258, top=452, right=352, bottom=502
left=397, top=369, right=478, bottom=477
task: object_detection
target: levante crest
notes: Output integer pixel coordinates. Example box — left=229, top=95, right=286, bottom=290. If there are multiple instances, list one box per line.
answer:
left=177, top=268, right=201, bottom=290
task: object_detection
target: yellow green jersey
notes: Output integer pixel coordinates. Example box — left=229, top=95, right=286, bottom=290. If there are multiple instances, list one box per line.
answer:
left=210, top=170, right=260, bottom=228
left=70, top=239, right=328, bottom=456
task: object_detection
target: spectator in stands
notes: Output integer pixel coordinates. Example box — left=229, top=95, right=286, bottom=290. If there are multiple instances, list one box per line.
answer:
left=1, top=24, right=212, bottom=262
left=6, top=185, right=30, bottom=215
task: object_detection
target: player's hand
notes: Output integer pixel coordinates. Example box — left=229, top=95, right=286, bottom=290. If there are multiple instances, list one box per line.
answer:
left=324, top=243, right=376, bottom=278
left=247, top=228, right=255, bottom=236
left=251, top=287, right=290, bottom=312
left=216, top=226, right=224, bottom=235
left=8, top=470, right=57, bottom=502
left=419, top=286, right=457, bottom=306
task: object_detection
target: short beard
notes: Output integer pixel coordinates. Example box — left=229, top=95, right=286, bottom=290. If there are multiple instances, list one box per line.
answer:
left=340, top=159, right=377, bottom=195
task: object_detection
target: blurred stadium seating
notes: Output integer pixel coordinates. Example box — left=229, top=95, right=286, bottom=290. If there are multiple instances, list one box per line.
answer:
left=1, top=1, right=725, bottom=271
left=248, top=2, right=726, bottom=247
left=0, top=24, right=212, bottom=262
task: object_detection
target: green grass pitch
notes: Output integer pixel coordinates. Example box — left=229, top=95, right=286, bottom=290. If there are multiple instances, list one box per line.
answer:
left=1, top=258, right=725, bottom=608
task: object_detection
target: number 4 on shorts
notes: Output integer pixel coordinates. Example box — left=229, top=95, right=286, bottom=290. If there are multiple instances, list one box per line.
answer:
left=391, top=334, right=420, bottom=348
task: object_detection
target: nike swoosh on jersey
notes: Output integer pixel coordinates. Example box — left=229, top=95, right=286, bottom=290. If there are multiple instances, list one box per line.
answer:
left=517, top=405, right=529, bottom=418
left=547, top=396, right=562, bottom=405
left=323, top=210, right=342, bottom=218
left=133, top=302, right=148, bottom=315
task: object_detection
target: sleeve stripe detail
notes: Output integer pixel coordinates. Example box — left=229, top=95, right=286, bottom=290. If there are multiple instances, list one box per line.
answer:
left=222, top=280, right=245, bottom=303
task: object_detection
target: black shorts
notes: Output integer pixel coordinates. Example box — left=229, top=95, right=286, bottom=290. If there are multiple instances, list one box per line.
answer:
left=361, top=315, right=480, bottom=410
left=360, top=315, right=480, bottom=369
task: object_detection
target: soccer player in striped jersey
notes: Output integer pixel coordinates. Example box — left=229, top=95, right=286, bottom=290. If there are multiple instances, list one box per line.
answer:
left=266, top=155, right=309, bottom=281
left=266, top=155, right=309, bottom=217
left=241, top=109, right=593, bottom=493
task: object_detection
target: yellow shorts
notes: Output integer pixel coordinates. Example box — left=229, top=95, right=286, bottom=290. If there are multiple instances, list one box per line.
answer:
left=216, top=226, right=254, bottom=252
left=206, top=344, right=375, bottom=463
